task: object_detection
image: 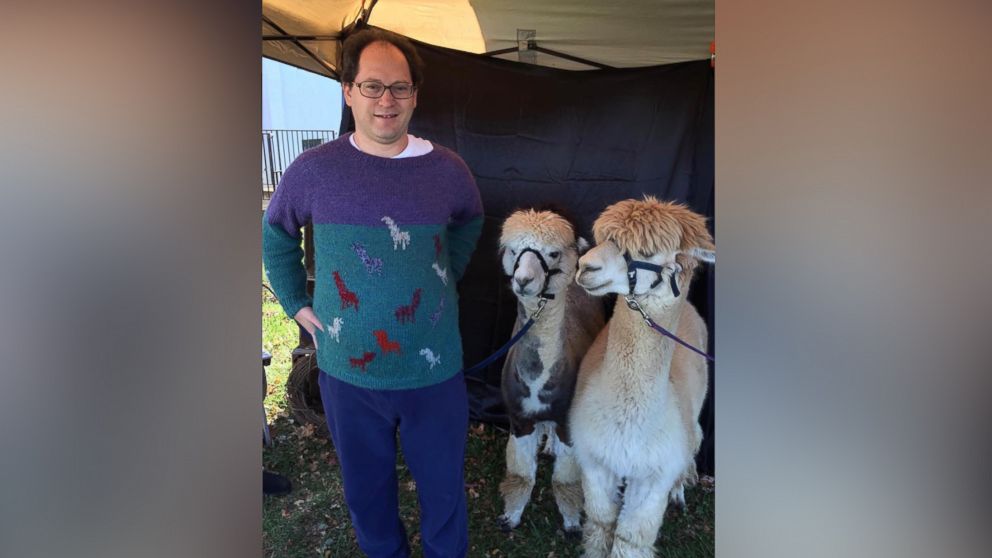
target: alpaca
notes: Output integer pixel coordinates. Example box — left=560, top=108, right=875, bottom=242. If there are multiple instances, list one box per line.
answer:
left=419, top=347, right=441, bottom=369
left=373, top=330, right=401, bottom=355
left=333, top=271, right=360, bottom=311
left=394, top=288, right=422, bottom=324
left=348, top=351, right=376, bottom=372
left=571, top=197, right=714, bottom=558
left=381, top=216, right=411, bottom=250
left=351, top=241, right=383, bottom=276
left=429, top=296, right=445, bottom=327
left=432, top=261, right=449, bottom=286
left=328, top=317, right=344, bottom=343
left=496, top=209, right=606, bottom=536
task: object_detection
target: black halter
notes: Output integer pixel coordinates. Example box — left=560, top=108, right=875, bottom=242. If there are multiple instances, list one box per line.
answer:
left=512, top=247, right=563, bottom=300
left=622, top=252, right=679, bottom=297
left=621, top=251, right=714, bottom=362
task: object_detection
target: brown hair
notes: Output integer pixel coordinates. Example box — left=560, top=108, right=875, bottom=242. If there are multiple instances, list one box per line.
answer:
left=339, top=28, right=425, bottom=86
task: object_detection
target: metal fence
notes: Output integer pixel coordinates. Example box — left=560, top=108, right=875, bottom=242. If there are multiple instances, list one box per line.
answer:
left=262, top=129, right=337, bottom=196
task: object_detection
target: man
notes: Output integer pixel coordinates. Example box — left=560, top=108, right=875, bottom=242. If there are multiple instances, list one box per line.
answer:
left=262, top=28, right=483, bottom=558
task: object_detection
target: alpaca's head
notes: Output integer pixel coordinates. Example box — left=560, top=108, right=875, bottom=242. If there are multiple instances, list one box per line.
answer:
left=499, top=209, right=588, bottom=300
left=576, top=197, right=714, bottom=300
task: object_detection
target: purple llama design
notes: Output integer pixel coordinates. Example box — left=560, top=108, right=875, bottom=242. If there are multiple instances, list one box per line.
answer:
left=429, top=295, right=445, bottom=327
left=351, top=241, right=383, bottom=276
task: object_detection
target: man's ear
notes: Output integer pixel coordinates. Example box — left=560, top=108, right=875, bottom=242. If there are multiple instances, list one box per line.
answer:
left=343, top=83, right=354, bottom=107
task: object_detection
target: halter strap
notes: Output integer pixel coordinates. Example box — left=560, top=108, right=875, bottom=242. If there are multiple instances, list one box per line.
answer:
left=513, top=247, right=562, bottom=300
left=622, top=251, right=671, bottom=295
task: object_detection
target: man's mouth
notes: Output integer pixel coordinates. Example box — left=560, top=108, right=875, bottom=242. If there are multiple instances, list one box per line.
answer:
left=375, top=114, right=398, bottom=119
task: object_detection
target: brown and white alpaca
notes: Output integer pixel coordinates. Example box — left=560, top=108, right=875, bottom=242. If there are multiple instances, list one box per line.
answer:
left=496, top=209, right=606, bottom=536
left=571, top=197, right=713, bottom=558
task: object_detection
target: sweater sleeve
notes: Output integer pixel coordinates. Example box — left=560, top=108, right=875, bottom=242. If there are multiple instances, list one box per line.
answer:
left=446, top=157, right=484, bottom=282
left=262, top=160, right=313, bottom=319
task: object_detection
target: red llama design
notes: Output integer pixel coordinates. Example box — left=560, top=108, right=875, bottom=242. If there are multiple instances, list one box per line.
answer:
left=433, top=234, right=443, bottom=259
left=373, top=330, right=401, bottom=355
left=394, top=288, right=422, bottom=324
left=333, top=271, right=360, bottom=312
left=348, top=351, right=376, bottom=372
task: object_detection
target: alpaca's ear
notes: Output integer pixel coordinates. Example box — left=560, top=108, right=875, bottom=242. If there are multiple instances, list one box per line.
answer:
left=688, top=247, right=716, bottom=263
left=576, top=237, right=591, bottom=254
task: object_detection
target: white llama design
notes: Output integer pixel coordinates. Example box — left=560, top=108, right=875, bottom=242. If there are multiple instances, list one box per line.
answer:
left=328, top=317, right=344, bottom=343
left=419, top=348, right=441, bottom=370
left=431, top=261, right=449, bottom=286
left=381, top=216, right=411, bottom=250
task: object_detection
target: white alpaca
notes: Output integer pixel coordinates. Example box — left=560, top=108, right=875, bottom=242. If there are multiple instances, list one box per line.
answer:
left=571, top=197, right=713, bottom=558
left=432, top=261, right=449, bottom=286
left=328, top=317, right=343, bottom=343
left=381, top=216, right=411, bottom=250
left=496, top=209, right=606, bottom=537
left=418, top=348, right=441, bottom=369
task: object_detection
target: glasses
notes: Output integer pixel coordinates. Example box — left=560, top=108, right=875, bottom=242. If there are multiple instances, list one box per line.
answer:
left=352, top=81, right=416, bottom=99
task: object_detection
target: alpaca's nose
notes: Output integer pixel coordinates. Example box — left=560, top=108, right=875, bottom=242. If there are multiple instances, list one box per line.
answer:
left=515, top=276, right=533, bottom=289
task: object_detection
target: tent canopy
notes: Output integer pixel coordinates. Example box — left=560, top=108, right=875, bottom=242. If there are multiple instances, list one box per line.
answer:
left=263, top=0, right=714, bottom=78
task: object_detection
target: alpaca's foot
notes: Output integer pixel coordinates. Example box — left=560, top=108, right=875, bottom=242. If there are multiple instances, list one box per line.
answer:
left=497, top=513, right=519, bottom=533
left=582, top=519, right=613, bottom=558
left=609, top=534, right=656, bottom=558
left=499, top=473, right=533, bottom=533
left=553, top=480, right=584, bottom=535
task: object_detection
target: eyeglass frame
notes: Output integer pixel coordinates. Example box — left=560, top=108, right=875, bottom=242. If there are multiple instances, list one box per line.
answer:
left=350, top=80, right=418, bottom=99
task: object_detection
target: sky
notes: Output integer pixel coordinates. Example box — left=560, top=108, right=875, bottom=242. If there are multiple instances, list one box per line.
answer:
left=262, top=58, right=342, bottom=131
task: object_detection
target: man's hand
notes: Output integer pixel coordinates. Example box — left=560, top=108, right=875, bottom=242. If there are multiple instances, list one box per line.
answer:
left=294, top=306, right=325, bottom=349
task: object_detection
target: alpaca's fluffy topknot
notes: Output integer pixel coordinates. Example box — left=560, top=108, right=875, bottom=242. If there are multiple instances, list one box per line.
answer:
left=592, top=196, right=713, bottom=256
left=500, top=209, right=576, bottom=249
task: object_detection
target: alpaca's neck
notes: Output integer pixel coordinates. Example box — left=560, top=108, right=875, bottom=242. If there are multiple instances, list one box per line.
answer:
left=605, top=294, right=685, bottom=390
left=517, top=294, right=568, bottom=336
left=516, top=293, right=569, bottom=366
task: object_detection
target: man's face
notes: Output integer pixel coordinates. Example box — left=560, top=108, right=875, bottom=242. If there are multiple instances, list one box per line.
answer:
left=344, top=41, right=417, bottom=150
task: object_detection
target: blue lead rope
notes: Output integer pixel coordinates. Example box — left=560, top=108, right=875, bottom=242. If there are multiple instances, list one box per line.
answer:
left=461, top=317, right=536, bottom=375
left=461, top=298, right=548, bottom=376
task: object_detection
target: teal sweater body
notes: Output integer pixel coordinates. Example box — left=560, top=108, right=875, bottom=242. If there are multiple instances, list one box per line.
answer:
left=262, top=135, right=484, bottom=390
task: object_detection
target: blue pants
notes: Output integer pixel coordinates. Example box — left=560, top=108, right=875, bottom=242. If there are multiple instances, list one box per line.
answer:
left=318, top=370, right=469, bottom=558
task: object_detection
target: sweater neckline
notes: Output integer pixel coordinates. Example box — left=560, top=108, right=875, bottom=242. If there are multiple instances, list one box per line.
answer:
left=341, top=133, right=444, bottom=168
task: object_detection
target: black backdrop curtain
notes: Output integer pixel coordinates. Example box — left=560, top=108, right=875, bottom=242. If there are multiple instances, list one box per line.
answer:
left=340, top=40, right=715, bottom=475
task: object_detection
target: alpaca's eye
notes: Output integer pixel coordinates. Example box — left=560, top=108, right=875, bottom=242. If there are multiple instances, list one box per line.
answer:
left=549, top=251, right=560, bottom=259
left=639, top=250, right=653, bottom=258
left=510, top=249, right=516, bottom=256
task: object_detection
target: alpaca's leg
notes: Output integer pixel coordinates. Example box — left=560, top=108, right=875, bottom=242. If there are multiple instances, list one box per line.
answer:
left=668, top=480, right=686, bottom=513
left=580, top=463, right=620, bottom=558
left=550, top=433, right=583, bottom=536
left=610, top=474, right=678, bottom=558
left=498, top=431, right=539, bottom=531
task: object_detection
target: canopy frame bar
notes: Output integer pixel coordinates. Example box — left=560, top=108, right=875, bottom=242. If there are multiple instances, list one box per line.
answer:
left=262, top=15, right=338, bottom=78
left=482, top=44, right=614, bottom=70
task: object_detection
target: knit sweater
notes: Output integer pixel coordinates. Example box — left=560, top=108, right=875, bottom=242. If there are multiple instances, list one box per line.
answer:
left=263, top=134, right=484, bottom=390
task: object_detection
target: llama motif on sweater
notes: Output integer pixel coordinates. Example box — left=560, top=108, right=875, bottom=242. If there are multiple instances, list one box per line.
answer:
left=262, top=134, right=484, bottom=390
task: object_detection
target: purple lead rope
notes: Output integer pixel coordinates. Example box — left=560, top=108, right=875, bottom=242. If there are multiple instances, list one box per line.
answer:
left=624, top=295, right=715, bottom=363
left=644, top=318, right=715, bottom=362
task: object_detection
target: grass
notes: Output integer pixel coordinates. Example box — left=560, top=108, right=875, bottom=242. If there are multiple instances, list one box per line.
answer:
left=262, top=285, right=714, bottom=557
